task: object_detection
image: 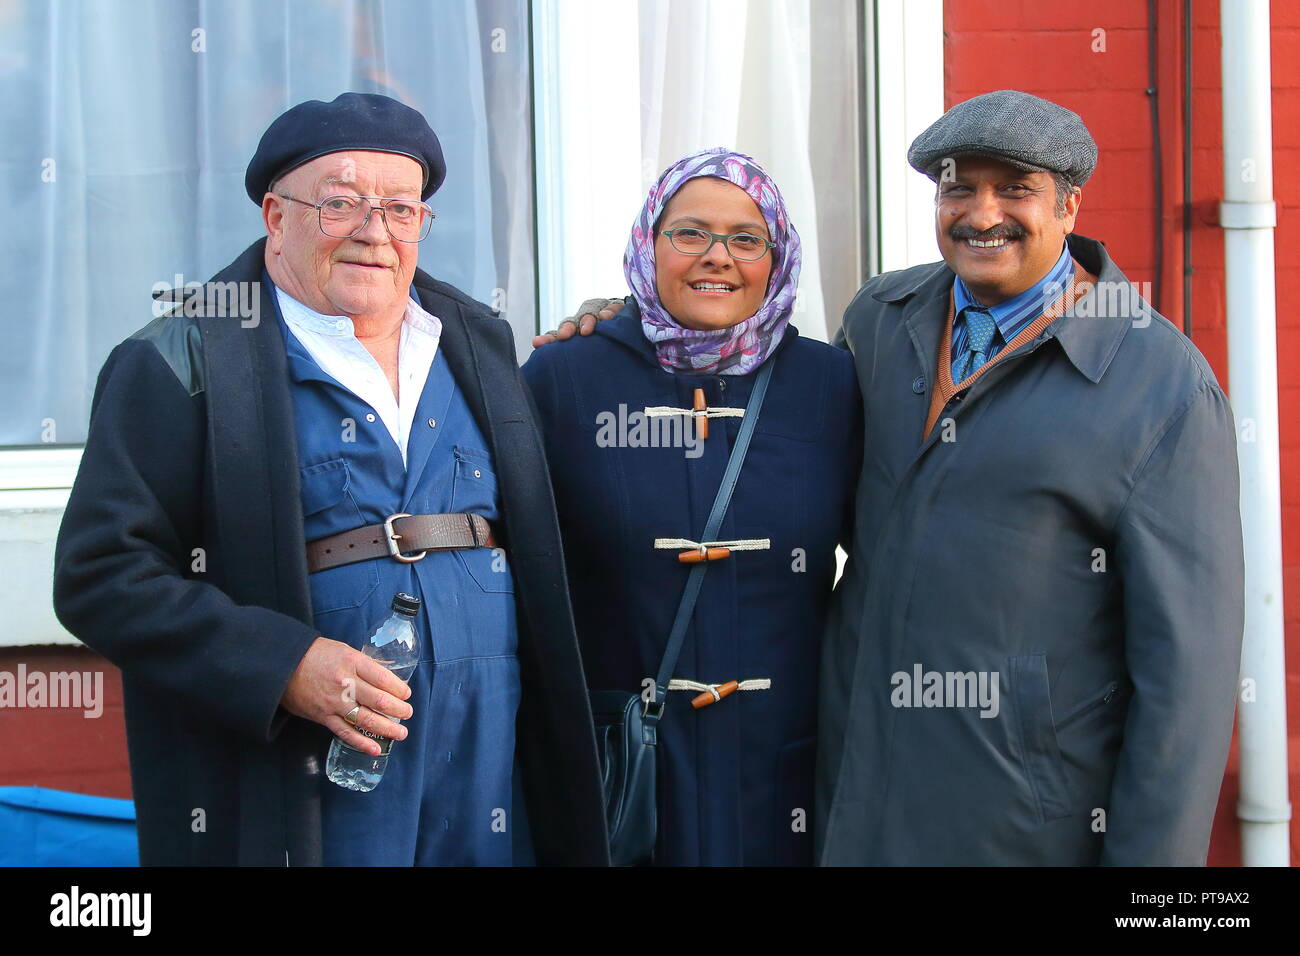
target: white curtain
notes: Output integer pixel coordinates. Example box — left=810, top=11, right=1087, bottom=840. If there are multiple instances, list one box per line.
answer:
left=532, top=0, right=862, bottom=347
left=1, top=0, right=533, bottom=446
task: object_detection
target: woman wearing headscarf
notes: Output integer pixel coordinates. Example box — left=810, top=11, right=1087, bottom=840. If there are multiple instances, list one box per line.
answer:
left=522, top=148, right=861, bottom=866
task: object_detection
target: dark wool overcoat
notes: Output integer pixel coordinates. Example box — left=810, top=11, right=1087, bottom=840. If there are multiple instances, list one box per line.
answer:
left=53, top=238, right=610, bottom=866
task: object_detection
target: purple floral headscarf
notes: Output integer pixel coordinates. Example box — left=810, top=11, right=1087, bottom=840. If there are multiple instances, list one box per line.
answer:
left=624, top=147, right=802, bottom=375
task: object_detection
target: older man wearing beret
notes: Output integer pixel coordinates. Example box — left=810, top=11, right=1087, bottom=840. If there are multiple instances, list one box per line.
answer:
left=553, top=90, right=1245, bottom=866
left=814, top=90, right=1244, bottom=865
left=53, top=93, right=609, bottom=866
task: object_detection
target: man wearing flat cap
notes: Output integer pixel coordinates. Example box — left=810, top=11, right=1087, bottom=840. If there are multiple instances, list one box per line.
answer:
left=814, top=90, right=1244, bottom=865
left=53, top=92, right=609, bottom=865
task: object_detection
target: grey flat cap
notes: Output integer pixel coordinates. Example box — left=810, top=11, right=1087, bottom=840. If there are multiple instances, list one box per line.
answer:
left=908, top=90, right=1098, bottom=186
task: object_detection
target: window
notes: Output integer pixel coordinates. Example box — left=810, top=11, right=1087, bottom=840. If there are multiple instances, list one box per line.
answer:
left=1, top=0, right=535, bottom=450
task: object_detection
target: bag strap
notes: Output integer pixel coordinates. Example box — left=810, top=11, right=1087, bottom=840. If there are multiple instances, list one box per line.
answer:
left=645, top=359, right=776, bottom=721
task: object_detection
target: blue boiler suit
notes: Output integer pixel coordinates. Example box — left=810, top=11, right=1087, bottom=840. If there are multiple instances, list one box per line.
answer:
left=270, top=283, right=523, bottom=866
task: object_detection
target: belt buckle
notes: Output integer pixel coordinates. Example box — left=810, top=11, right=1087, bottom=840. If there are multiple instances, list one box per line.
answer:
left=384, top=513, right=428, bottom=563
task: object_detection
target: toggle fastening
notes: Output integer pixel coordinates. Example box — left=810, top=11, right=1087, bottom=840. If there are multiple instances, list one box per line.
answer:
left=654, top=537, right=771, bottom=563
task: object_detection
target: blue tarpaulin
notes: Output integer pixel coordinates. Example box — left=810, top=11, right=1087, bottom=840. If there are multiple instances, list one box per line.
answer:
left=0, top=786, right=138, bottom=866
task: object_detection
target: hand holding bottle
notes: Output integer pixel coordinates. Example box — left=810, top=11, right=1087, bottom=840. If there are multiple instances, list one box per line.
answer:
left=325, top=593, right=422, bottom=791
left=281, top=636, right=413, bottom=755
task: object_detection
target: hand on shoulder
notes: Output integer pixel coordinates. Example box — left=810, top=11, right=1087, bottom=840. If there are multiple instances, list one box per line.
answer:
left=531, top=297, right=625, bottom=348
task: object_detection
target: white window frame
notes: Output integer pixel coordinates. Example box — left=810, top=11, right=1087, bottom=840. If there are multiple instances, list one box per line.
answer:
left=0, top=448, right=82, bottom=647
left=872, top=0, right=945, bottom=274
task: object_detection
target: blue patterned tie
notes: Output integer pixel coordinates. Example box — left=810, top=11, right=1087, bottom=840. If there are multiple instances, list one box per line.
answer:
left=954, top=306, right=998, bottom=383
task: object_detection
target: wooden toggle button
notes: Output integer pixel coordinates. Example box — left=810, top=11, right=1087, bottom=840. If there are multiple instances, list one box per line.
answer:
left=693, top=388, right=708, bottom=441
left=678, top=547, right=730, bottom=564
left=692, top=680, right=739, bottom=709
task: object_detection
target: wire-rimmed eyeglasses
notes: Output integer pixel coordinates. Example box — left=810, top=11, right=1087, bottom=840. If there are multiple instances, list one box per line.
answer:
left=277, top=193, right=435, bottom=243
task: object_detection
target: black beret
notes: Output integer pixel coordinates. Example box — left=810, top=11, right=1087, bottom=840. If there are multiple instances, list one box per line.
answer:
left=244, top=92, right=446, bottom=204
left=907, top=90, right=1098, bottom=187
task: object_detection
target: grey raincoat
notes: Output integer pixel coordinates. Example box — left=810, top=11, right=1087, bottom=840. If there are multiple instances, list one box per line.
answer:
left=817, top=234, right=1244, bottom=865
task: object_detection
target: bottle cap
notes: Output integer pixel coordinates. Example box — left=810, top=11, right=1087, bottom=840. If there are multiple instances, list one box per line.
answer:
left=391, top=592, right=421, bottom=616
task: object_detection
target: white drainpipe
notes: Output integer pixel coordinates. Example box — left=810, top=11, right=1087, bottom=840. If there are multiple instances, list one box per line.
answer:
left=1220, top=0, right=1291, bottom=866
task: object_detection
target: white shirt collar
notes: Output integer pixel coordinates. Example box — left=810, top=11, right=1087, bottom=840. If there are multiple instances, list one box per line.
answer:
left=275, top=287, right=443, bottom=468
left=275, top=289, right=443, bottom=340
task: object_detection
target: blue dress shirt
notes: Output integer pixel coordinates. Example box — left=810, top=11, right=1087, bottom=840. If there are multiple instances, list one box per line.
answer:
left=950, top=242, right=1074, bottom=382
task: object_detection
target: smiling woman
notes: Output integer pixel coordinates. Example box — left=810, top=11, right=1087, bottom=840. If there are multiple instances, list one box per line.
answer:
left=653, top=178, right=774, bottom=332
left=521, top=148, right=864, bottom=866
left=624, top=150, right=803, bottom=375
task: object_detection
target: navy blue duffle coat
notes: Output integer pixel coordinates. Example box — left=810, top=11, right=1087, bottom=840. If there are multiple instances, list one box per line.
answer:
left=522, top=302, right=862, bottom=866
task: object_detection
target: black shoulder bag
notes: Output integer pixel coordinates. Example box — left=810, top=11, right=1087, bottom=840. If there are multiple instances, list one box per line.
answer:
left=589, top=359, right=775, bottom=866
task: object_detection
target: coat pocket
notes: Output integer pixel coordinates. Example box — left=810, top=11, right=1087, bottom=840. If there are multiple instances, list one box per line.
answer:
left=300, top=458, right=379, bottom=615
left=1007, top=653, right=1072, bottom=823
left=1054, top=680, right=1123, bottom=734
left=449, top=446, right=514, bottom=594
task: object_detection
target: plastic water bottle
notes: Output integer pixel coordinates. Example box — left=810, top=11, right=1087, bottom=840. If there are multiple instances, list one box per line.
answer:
left=325, top=592, right=421, bottom=792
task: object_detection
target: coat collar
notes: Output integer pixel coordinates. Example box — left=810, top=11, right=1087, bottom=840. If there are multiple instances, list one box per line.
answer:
left=870, top=233, right=1138, bottom=384
left=415, top=273, right=493, bottom=443
left=1050, top=234, right=1140, bottom=384
left=595, top=296, right=802, bottom=372
left=197, top=239, right=315, bottom=624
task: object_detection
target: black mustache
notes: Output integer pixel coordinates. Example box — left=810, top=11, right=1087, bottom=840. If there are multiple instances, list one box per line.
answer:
left=949, top=224, right=1027, bottom=242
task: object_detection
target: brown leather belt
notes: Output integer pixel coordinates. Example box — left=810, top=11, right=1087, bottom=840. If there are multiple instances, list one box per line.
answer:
left=306, top=512, right=498, bottom=574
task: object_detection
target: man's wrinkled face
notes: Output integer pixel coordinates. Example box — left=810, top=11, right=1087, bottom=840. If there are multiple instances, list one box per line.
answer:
left=934, top=156, right=1080, bottom=305
left=263, top=151, right=423, bottom=318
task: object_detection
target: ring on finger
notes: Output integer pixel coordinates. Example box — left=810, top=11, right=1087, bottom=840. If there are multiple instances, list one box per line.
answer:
left=344, top=705, right=361, bottom=726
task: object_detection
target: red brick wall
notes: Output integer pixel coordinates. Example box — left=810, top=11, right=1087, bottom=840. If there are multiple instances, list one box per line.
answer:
left=945, top=0, right=1299, bottom=865
left=0, top=647, right=132, bottom=799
